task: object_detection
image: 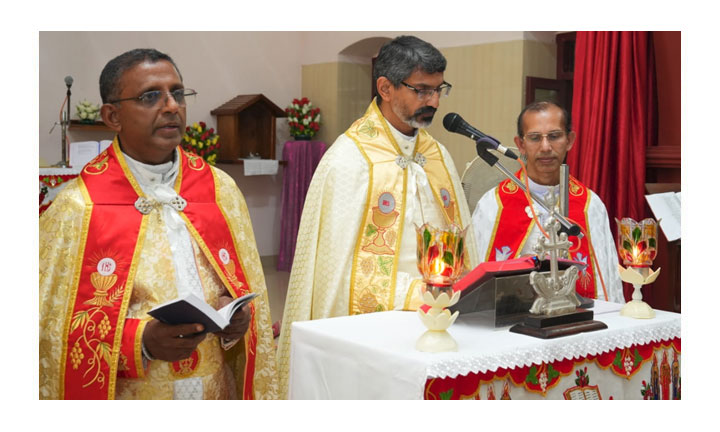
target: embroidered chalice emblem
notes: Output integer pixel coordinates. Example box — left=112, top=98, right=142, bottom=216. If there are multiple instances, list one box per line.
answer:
left=84, top=258, right=117, bottom=307
left=219, top=248, right=242, bottom=288
left=362, top=193, right=398, bottom=255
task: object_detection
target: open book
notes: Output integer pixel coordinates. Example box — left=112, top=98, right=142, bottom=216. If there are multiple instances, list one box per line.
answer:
left=645, top=191, right=681, bottom=242
left=148, top=292, right=259, bottom=333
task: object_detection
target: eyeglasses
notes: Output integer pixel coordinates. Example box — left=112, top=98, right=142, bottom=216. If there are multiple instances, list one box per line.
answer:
left=400, top=81, right=452, bottom=100
left=522, top=131, right=566, bottom=144
left=108, top=88, right=197, bottom=108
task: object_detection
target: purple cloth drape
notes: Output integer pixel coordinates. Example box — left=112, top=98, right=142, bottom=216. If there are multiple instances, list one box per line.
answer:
left=277, top=140, right=327, bottom=271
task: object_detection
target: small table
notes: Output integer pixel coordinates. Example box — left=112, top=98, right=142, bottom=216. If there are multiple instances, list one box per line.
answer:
left=277, top=140, right=327, bottom=271
left=289, top=301, right=681, bottom=400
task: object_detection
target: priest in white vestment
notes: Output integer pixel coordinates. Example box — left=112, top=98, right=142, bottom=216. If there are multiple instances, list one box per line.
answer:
left=471, top=101, right=624, bottom=304
left=277, top=36, right=480, bottom=398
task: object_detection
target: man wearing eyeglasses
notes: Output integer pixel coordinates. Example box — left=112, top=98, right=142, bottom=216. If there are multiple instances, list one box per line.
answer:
left=470, top=101, right=624, bottom=304
left=39, top=48, right=278, bottom=399
left=276, top=35, right=479, bottom=397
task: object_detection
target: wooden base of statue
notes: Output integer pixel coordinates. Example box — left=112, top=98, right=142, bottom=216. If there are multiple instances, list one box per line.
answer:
left=509, top=308, right=607, bottom=339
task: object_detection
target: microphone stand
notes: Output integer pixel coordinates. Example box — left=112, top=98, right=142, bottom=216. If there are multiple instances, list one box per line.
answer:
left=475, top=141, right=583, bottom=239
left=54, top=80, right=72, bottom=168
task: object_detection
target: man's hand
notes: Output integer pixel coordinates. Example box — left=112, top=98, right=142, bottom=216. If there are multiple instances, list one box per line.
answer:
left=142, top=320, right=206, bottom=362
left=214, top=295, right=251, bottom=341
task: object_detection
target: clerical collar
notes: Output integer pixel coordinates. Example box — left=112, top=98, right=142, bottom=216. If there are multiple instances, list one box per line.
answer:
left=384, top=119, right=418, bottom=157
left=527, top=176, right=556, bottom=198
left=122, top=149, right=180, bottom=187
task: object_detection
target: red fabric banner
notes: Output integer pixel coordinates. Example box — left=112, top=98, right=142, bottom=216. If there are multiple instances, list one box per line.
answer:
left=567, top=31, right=657, bottom=302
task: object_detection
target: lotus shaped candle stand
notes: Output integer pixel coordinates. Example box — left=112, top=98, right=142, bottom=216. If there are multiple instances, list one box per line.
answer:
left=414, top=223, right=467, bottom=352
left=618, top=265, right=661, bottom=319
left=415, top=284, right=461, bottom=352
left=616, top=217, right=660, bottom=319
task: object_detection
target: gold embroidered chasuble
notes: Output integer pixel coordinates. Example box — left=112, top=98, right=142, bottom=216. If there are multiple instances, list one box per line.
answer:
left=276, top=100, right=479, bottom=398
left=39, top=142, right=279, bottom=399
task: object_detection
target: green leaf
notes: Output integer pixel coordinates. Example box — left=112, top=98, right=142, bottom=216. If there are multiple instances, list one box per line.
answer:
left=457, top=238, right=464, bottom=256
left=632, top=227, right=642, bottom=243
left=377, top=256, right=393, bottom=276
left=527, top=366, right=539, bottom=384
left=633, top=348, right=643, bottom=366
left=547, top=365, right=559, bottom=380
left=649, top=237, right=656, bottom=248
left=442, top=251, right=454, bottom=266
left=423, top=228, right=431, bottom=250
left=613, top=351, right=623, bottom=368
left=365, top=224, right=378, bottom=237
left=623, top=240, right=632, bottom=252
left=98, top=341, right=112, bottom=365
left=440, top=389, right=454, bottom=400
left=71, top=310, right=89, bottom=333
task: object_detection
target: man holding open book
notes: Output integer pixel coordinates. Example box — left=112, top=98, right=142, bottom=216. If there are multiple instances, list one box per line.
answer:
left=39, top=48, right=278, bottom=399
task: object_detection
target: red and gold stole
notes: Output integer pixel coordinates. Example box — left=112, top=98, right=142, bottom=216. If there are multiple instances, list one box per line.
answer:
left=485, top=171, right=598, bottom=299
left=345, top=100, right=463, bottom=314
left=60, top=139, right=257, bottom=399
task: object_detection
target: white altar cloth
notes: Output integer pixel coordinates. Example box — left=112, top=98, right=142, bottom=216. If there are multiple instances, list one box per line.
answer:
left=288, top=301, right=680, bottom=399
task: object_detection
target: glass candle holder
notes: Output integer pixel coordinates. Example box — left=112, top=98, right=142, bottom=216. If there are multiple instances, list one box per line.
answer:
left=415, top=222, right=467, bottom=288
left=616, top=217, right=658, bottom=269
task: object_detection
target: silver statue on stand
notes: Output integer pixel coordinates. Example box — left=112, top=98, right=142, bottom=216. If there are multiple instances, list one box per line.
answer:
left=528, top=188, right=580, bottom=316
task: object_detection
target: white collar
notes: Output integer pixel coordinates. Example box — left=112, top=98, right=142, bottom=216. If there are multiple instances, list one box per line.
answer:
left=123, top=148, right=179, bottom=188
left=384, top=118, right=418, bottom=157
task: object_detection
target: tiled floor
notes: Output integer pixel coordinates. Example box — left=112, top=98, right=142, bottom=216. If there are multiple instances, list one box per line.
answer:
left=260, top=255, right=290, bottom=327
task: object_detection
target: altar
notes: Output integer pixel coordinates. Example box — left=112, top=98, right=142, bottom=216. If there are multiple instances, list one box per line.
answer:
left=288, top=301, right=680, bottom=400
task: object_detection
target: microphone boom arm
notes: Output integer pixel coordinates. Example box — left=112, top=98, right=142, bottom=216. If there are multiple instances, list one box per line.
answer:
left=475, top=143, right=583, bottom=239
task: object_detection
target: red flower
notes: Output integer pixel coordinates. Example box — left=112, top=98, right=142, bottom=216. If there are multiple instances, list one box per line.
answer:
left=199, top=121, right=206, bottom=129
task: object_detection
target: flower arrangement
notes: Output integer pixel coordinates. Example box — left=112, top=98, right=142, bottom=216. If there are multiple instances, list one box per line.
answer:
left=75, top=100, right=101, bottom=123
left=181, top=121, right=219, bottom=165
left=285, top=97, right=321, bottom=139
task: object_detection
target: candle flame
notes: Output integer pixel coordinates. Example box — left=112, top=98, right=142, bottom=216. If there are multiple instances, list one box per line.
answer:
left=431, top=257, right=445, bottom=275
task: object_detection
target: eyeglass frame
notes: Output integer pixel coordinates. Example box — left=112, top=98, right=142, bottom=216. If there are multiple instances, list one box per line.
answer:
left=399, top=81, right=452, bottom=100
left=107, top=88, right=197, bottom=108
left=521, top=130, right=567, bottom=144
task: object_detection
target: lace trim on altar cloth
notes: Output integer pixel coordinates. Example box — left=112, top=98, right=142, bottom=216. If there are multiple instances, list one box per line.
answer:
left=425, top=316, right=681, bottom=379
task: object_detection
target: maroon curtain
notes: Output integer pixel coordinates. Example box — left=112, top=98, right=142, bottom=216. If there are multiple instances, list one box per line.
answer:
left=568, top=31, right=657, bottom=301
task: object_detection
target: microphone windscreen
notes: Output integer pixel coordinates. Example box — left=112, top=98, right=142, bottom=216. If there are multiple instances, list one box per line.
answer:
left=443, top=112, right=461, bottom=132
left=65, top=76, right=74, bottom=87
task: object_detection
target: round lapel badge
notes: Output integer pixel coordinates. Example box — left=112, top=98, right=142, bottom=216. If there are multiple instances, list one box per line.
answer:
left=218, top=248, right=230, bottom=265
left=440, top=188, right=451, bottom=208
left=378, top=192, right=395, bottom=214
left=97, top=258, right=117, bottom=276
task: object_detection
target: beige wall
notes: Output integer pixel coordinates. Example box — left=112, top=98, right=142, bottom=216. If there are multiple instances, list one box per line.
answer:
left=39, top=31, right=559, bottom=256
left=301, top=38, right=557, bottom=179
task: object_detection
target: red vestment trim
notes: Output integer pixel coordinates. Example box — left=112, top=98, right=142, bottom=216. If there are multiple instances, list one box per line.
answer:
left=486, top=171, right=598, bottom=299
left=61, top=141, right=257, bottom=399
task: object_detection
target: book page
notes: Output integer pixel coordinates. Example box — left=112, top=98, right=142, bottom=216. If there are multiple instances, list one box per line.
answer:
left=69, top=141, right=100, bottom=169
left=583, top=388, right=600, bottom=400
left=566, top=388, right=585, bottom=400
left=645, top=192, right=681, bottom=241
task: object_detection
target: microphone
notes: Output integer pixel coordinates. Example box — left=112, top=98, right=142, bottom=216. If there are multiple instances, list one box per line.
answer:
left=64, top=75, right=74, bottom=88
left=443, top=112, right=518, bottom=160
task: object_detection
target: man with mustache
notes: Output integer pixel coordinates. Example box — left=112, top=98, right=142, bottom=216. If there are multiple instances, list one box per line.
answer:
left=471, top=101, right=624, bottom=304
left=39, top=48, right=278, bottom=399
left=276, top=35, right=479, bottom=398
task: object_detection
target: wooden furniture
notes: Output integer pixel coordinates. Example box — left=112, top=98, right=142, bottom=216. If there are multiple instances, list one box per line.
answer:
left=210, top=94, right=286, bottom=163
left=68, top=119, right=113, bottom=132
left=644, top=182, right=681, bottom=313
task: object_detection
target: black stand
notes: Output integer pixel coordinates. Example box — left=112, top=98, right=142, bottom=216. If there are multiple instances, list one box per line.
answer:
left=509, top=309, right=607, bottom=339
